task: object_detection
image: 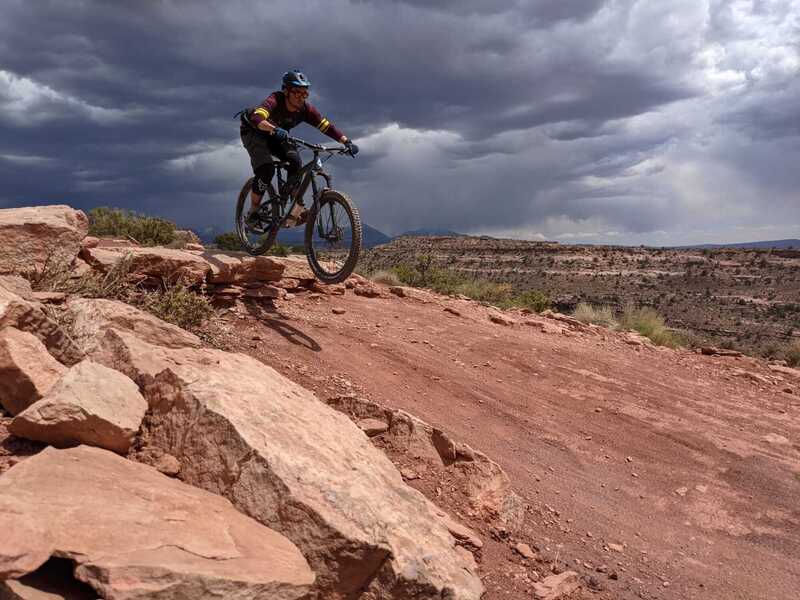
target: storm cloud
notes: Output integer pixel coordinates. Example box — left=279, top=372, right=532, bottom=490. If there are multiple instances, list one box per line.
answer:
left=0, top=0, right=797, bottom=244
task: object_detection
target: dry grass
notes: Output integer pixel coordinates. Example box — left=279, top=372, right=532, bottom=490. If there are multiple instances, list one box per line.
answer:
left=573, top=303, right=618, bottom=328
left=26, top=252, right=212, bottom=330
left=620, top=305, right=682, bottom=348
left=385, top=257, right=551, bottom=313
left=786, top=340, right=800, bottom=367
left=370, top=270, right=402, bottom=286
left=30, top=252, right=137, bottom=301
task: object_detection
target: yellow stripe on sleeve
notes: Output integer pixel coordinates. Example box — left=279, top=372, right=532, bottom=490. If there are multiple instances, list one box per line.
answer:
left=253, top=108, right=270, bottom=119
left=318, top=118, right=330, bottom=132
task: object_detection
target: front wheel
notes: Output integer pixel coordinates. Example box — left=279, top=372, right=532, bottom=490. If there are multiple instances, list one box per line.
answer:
left=304, top=190, right=362, bottom=284
left=235, top=177, right=280, bottom=255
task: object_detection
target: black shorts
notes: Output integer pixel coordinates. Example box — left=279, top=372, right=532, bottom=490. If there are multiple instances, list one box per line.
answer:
left=240, top=127, right=300, bottom=173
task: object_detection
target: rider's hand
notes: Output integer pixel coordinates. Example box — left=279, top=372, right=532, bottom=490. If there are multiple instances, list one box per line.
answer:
left=272, top=127, right=288, bottom=142
left=345, top=140, right=359, bottom=156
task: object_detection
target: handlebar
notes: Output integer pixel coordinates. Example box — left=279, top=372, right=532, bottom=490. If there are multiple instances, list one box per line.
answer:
left=287, top=136, right=347, bottom=154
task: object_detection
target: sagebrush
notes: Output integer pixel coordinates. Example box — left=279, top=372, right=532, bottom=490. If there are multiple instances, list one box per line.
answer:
left=88, top=207, right=176, bottom=246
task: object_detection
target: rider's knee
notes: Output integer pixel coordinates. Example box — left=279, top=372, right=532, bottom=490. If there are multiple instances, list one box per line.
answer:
left=252, top=163, right=275, bottom=194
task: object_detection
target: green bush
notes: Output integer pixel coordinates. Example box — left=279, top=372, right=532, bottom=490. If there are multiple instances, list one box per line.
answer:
left=214, top=232, right=241, bottom=251
left=88, top=207, right=176, bottom=246
left=573, top=303, right=618, bottom=328
left=620, top=306, right=681, bottom=348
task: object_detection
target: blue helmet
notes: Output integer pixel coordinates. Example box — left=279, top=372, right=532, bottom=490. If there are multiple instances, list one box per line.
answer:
left=282, top=69, right=310, bottom=88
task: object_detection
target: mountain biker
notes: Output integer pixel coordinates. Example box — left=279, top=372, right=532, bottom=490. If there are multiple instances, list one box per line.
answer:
left=239, top=69, right=359, bottom=223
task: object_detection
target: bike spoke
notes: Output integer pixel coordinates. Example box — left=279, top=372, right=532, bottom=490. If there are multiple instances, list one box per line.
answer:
left=309, top=199, right=354, bottom=275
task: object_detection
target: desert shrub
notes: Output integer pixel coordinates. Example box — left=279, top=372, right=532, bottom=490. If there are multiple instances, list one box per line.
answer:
left=573, top=303, right=618, bottom=328
left=88, top=207, right=176, bottom=246
left=214, top=232, right=241, bottom=251
left=27, top=253, right=213, bottom=330
left=389, top=259, right=550, bottom=312
left=620, top=306, right=681, bottom=348
left=140, top=280, right=213, bottom=329
left=370, top=270, right=402, bottom=286
left=268, top=242, right=291, bottom=257
left=500, top=289, right=551, bottom=313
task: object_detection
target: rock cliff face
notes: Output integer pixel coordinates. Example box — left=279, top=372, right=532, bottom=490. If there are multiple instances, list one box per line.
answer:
left=0, top=205, right=488, bottom=600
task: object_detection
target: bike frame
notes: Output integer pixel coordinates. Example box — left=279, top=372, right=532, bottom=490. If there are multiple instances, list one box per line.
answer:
left=273, top=136, right=347, bottom=232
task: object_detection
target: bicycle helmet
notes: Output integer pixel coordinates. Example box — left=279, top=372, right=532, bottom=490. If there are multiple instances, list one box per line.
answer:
left=282, top=69, right=310, bottom=88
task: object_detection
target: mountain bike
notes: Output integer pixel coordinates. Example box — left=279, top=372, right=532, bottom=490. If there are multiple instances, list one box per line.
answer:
left=235, top=136, right=362, bottom=284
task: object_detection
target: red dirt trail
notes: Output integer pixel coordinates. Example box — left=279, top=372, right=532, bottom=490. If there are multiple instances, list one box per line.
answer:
left=208, top=285, right=800, bottom=600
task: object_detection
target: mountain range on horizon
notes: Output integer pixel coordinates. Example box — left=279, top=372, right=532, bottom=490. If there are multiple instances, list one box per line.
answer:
left=196, top=221, right=798, bottom=251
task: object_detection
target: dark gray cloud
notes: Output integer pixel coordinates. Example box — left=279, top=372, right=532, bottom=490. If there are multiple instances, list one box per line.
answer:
left=0, top=0, right=798, bottom=245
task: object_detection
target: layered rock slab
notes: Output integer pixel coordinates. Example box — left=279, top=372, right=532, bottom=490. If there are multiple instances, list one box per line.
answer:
left=93, top=329, right=484, bottom=600
left=65, top=297, right=201, bottom=353
left=204, top=254, right=285, bottom=284
left=0, top=446, right=313, bottom=599
left=79, top=246, right=211, bottom=285
left=0, top=206, right=88, bottom=275
left=0, top=328, right=66, bottom=416
left=10, top=361, right=147, bottom=454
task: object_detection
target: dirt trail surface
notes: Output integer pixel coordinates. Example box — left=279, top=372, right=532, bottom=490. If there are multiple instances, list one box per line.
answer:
left=204, top=284, right=800, bottom=600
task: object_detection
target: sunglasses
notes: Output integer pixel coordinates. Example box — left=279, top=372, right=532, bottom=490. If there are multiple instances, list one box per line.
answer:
left=289, top=89, right=309, bottom=98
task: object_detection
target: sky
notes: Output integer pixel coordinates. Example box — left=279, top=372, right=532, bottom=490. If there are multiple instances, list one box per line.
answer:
left=0, top=0, right=798, bottom=245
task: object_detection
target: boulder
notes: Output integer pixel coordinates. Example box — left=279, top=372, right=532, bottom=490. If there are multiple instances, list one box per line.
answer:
left=326, top=395, right=524, bottom=529
left=0, top=328, right=66, bottom=416
left=92, top=329, right=484, bottom=600
left=0, top=446, right=314, bottom=599
left=768, top=364, right=800, bottom=379
left=10, top=361, right=147, bottom=454
left=0, top=206, right=88, bottom=275
left=204, top=254, right=285, bottom=284
left=532, top=571, right=580, bottom=600
left=1, top=560, right=97, bottom=598
left=242, top=284, right=285, bottom=299
left=271, top=256, right=315, bottom=280
left=0, top=285, right=84, bottom=366
left=353, top=283, right=386, bottom=298
left=80, top=246, right=210, bottom=285
left=489, top=312, right=516, bottom=326
left=0, top=276, right=32, bottom=299
left=65, top=297, right=201, bottom=353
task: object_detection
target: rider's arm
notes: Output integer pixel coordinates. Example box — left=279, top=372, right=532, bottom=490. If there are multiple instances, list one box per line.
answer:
left=303, top=103, right=347, bottom=143
left=257, top=120, right=278, bottom=134
left=250, top=94, right=280, bottom=134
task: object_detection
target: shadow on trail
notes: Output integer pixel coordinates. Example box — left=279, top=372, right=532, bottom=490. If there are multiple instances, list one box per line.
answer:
left=243, top=301, right=322, bottom=352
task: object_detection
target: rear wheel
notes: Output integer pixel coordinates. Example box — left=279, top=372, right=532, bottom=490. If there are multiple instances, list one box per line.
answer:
left=235, top=177, right=281, bottom=255
left=304, top=189, right=362, bottom=284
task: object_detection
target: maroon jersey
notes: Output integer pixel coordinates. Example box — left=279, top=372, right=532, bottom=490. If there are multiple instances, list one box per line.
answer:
left=249, top=91, right=345, bottom=142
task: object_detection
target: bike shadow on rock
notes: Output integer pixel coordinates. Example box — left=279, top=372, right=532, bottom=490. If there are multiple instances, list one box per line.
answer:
left=243, top=301, right=321, bottom=352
